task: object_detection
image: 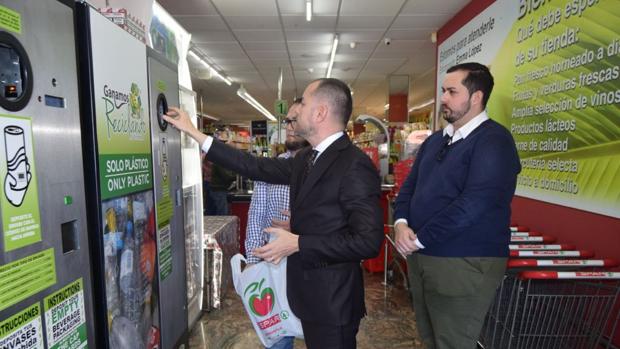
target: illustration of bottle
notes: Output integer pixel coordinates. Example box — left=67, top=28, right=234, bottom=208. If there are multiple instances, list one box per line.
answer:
left=3, top=126, right=32, bottom=206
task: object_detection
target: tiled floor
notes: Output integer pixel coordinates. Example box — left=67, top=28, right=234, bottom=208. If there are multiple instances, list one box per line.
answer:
left=188, top=270, right=423, bottom=348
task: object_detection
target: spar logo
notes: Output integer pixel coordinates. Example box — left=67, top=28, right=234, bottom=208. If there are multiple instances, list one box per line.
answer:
left=244, top=278, right=274, bottom=317
left=102, top=83, right=147, bottom=140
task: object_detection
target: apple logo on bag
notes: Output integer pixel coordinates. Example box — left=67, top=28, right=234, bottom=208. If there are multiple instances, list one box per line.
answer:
left=244, top=278, right=275, bottom=317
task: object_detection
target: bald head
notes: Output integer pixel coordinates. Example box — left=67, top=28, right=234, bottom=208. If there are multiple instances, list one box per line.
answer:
left=310, top=78, right=352, bottom=127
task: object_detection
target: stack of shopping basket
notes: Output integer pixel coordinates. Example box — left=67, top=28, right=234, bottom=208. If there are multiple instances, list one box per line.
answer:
left=479, top=225, right=620, bottom=349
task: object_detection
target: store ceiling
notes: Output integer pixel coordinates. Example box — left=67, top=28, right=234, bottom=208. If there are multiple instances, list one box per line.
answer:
left=158, top=0, right=468, bottom=123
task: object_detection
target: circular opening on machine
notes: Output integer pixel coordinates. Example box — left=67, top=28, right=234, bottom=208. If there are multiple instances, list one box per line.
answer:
left=0, top=31, right=33, bottom=112
left=156, top=93, right=168, bottom=131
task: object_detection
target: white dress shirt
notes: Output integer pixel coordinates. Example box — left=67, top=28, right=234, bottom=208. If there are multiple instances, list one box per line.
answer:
left=312, top=131, right=344, bottom=162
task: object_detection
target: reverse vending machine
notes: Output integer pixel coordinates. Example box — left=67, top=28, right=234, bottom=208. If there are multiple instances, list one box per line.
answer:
left=75, top=3, right=189, bottom=348
left=76, top=4, right=162, bottom=348
left=0, top=0, right=96, bottom=348
left=146, top=47, right=188, bottom=348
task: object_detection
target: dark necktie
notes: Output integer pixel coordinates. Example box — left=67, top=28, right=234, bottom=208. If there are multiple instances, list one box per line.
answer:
left=303, top=150, right=319, bottom=182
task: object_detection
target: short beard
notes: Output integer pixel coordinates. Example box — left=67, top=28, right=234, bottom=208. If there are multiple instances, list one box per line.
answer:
left=442, top=100, right=471, bottom=124
left=285, top=138, right=310, bottom=151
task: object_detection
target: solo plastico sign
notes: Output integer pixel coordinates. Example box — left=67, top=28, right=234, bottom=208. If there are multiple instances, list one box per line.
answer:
left=0, top=114, right=41, bottom=251
left=90, top=12, right=153, bottom=200
left=0, top=303, right=44, bottom=349
left=44, top=278, right=87, bottom=349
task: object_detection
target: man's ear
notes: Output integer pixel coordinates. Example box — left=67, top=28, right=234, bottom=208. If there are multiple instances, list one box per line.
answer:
left=315, top=103, right=328, bottom=123
left=471, top=90, right=484, bottom=107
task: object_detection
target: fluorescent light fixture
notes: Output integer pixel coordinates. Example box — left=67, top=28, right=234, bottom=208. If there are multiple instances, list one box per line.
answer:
left=306, top=0, right=312, bottom=21
left=325, top=34, right=339, bottom=78
left=188, top=50, right=233, bottom=86
left=188, top=50, right=201, bottom=61
left=197, top=112, right=220, bottom=121
left=210, top=67, right=233, bottom=86
left=237, top=86, right=277, bottom=121
left=408, top=99, right=435, bottom=112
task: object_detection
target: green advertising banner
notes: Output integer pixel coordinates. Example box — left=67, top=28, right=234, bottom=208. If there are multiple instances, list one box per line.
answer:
left=91, top=14, right=153, bottom=200
left=44, top=278, right=88, bottom=349
left=0, top=115, right=41, bottom=252
left=437, top=0, right=620, bottom=218
left=0, top=303, right=43, bottom=349
left=0, top=249, right=56, bottom=312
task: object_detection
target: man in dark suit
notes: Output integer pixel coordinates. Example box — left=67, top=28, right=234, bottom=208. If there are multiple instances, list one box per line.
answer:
left=164, top=78, right=384, bottom=349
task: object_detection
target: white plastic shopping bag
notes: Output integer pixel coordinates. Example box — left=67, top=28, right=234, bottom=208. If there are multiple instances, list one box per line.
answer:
left=231, top=254, right=304, bottom=347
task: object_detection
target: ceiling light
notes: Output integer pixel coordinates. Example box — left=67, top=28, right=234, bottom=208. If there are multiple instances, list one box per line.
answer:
left=188, top=50, right=232, bottom=86
left=349, top=42, right=357, bottom=49
left=237, top=86, right=277, bottom=121
left=210, top=67, right=233, bottom=86
left=197, top=112, right=220, bottom=121
left=306, top=0, right=312, bottom=22
left=325, top=34, right=339, bottom=78
left=408, top=99, right=435, bottom=112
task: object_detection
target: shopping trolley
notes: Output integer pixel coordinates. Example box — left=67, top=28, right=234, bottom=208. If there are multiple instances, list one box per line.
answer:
left=382, top=224, right=409, bottom=290
left=479, top=269, right=620, bottom=349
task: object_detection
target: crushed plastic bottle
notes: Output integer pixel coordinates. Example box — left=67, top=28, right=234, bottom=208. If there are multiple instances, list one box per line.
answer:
left=103, top=232, right=121, bottom=322
left=109, top=315, right=145, bottom=349
left=120, top=217, right=143, bottom=323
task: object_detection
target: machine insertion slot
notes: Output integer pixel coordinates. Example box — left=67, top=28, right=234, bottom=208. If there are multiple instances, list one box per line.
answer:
left=61, top=219, right=79, bottom=254
left=156, top=93, right=168, bottom=130
left=44, top=95, right=65, bottom=108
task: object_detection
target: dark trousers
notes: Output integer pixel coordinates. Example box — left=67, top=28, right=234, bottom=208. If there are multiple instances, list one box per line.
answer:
left=301, top=318, right=361, bottom=349
left=407, top=254, right=506, bottom=349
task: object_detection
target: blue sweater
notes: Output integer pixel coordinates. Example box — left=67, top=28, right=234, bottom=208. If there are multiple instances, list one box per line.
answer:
left=394, top=119, right=521, bottom=257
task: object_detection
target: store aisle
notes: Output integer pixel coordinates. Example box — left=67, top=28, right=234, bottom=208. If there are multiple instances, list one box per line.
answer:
left=188, top=271, right=423, bottom=348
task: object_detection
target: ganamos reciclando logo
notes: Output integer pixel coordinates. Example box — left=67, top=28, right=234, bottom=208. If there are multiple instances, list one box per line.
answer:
left=102, top=83, right=147, bottom=140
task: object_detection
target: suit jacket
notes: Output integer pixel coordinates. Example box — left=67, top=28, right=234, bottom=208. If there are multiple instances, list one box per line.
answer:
left=207, top=135, right=384, bottom=325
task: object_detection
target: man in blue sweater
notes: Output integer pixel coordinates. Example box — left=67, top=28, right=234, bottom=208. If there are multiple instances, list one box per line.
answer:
left=394, top=62, right=521, bottom=348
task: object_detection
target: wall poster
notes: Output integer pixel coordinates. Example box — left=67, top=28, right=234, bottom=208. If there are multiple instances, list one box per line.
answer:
left=436, top=0, right=620, bottom=218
